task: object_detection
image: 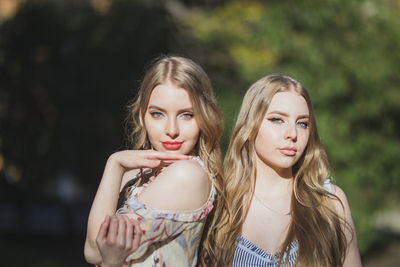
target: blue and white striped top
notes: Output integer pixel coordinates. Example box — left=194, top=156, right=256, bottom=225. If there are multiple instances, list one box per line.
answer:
left=233, top=236, right=298, bottom=267
left=232, top=179, right=332, bottom=267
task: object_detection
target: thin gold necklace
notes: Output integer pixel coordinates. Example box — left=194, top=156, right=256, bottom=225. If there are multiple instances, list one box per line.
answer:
left=254, top=194, right=290, bottom=216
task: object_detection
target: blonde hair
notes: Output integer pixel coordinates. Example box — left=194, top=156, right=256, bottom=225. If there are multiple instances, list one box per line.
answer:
left=207, top=75, right=349, bottom=266
left=125, top=55, right=226, bottom=264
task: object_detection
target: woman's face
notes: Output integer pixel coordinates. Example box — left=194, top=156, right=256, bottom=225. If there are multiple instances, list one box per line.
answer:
left=143, top=81, right=200, bottom=155
left=254, top=91, right=310, bottom=175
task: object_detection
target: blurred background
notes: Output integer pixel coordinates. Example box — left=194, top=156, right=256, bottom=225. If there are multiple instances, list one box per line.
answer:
left=0, top=0, right=399, bottom=266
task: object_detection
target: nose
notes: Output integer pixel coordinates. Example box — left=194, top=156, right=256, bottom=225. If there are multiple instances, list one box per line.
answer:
left=285, top=122, right=297, bottom=141
left=166, top=117, right=179, bottom=138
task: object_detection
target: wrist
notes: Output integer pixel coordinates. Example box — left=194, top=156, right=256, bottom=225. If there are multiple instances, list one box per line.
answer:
left=106, top=153, right=125, bottom=174
left=101, top=256, right=126, bottom=267
left=101, top=262, right=124, bottom=267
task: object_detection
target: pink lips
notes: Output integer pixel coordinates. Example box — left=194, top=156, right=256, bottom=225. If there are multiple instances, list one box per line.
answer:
left=162, top=141, right=183, bottom=150
left=280, top=147, right=297, bottom=156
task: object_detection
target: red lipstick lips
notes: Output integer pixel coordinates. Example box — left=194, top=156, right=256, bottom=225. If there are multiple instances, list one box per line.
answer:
left=280, top=147, right=297, bottom=156
left=162, top=141, right=183, bottom=150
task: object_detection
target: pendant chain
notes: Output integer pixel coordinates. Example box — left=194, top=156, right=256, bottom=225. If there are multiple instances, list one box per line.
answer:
left=254, top=194, right=290, bottom=216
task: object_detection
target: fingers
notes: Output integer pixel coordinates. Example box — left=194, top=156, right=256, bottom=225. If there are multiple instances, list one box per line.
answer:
left=115, top=150, right=192, bottom=170
left=142, top=158, right=162, bottom=169
left=121, top=215, right=133, bottom=251
left=130, top=218, right=142, bottom=253
left=96, top=215, right=110, bottom=245
left=113, top=214, right=141, bottom=253
left=96, top=215, right=140, bottom=266
left=147, top=151, right=193, bottom=161
left=96, top=214, right=142, bottom=267
left=145, top=151, right=193, bottom=168
left=159, top=159, right=180, bottom=167
left=119, top=215, right=141, bottom=254
left=116, top=214, right=127, bottom=248
left=135, top=151, right=192, bottom=169
left=107, top=214, right=119, bottom=245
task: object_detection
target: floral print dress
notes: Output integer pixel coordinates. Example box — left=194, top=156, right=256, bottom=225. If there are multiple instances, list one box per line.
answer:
left=117, top=157, right=216, bottom=267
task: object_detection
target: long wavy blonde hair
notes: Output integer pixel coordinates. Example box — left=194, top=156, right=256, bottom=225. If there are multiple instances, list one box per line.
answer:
left=205, top=75, right=349, bottom=266
left=125, top=55, right=226, bottom=264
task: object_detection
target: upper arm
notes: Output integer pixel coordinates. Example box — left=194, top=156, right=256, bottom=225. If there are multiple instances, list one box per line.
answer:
left=330, top=185, right=362, bottom=267
left=138, top=160, right=211, bottom=211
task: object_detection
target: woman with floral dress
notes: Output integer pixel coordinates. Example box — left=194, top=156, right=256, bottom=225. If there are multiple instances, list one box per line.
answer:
left=84, top=56, right=225, bottom=267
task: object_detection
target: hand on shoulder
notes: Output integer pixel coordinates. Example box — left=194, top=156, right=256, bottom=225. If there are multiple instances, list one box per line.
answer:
left=108, top=150, right=193, bottom=172
left=138, top=159, right=212, bottom=211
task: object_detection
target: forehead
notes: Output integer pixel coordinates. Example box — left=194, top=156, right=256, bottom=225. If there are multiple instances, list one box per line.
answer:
left=148, top=82, right=193, bottom=108
left=267, top=91, right=309, bottom=115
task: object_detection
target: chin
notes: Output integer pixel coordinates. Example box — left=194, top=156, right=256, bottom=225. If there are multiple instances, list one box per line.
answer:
left=273, top=161, right=297, bottom=171
left=168, top=149, right=190, bottom=155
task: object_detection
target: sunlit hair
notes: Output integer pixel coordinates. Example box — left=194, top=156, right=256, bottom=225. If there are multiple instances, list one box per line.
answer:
left=207, top=75, right=349, bottom=266
left=125, top=55, right=226, bottom=265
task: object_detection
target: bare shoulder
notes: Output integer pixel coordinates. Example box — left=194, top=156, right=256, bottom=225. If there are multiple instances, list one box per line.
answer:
left=161, top=159, right=209, bottom=185
left=330, top=184, right=349, bottom=205
left=156, top=159, right=211, bottom=196
left=329, top=184, right=354, bottom=222
left=330, top=187, right=362, bottom=266
left=138, top=159, right=212, bottom=211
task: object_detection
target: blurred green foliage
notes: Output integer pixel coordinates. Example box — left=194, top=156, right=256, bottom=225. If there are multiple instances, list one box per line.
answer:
left=184, top=0, right=400, bottom=253
left=1, top=0, right=399, bottom=261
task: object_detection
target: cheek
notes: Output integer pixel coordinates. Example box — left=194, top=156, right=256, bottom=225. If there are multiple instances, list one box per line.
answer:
left=182, top=122, right=200, bottom=140
left=255, top=130, right=272, bottom=154
left=254, top=137, right=263, bottom=155
left=256, top=125, right=278, bottom=146
left=144, top=118, right=163, bottom=139
left=298, top=132, right=310, bottom=153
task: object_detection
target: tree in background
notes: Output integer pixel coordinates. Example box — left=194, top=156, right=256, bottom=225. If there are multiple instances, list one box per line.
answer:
left=182, top=0, right=400, bottom=254
left=1, top=0, right=399, bottom=261
left=0, top=0, right=186, bottom=215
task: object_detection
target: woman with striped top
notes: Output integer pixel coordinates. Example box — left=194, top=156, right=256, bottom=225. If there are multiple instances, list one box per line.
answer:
left=203, top=75, right=361, bottom=266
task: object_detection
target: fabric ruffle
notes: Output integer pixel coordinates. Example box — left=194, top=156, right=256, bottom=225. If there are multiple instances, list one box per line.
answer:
left=123, top=195, right=215, bottom=222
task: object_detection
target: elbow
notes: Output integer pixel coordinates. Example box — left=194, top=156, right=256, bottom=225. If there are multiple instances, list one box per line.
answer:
left=84, top=238, right=102, bottom=265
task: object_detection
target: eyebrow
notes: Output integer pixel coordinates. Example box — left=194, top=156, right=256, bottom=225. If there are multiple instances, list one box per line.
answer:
left=147, top=105, right=194, bottom=113
left=267, top=110, right=310, bottom=119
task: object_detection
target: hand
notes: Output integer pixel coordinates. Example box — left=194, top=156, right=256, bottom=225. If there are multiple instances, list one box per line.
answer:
left=96, top=214, right=142, bottom=267
left=109, top=149, right=192, bottom=171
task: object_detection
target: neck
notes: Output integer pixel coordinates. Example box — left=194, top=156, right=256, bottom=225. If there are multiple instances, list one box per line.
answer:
left=254, top=156, right=293, bottom=198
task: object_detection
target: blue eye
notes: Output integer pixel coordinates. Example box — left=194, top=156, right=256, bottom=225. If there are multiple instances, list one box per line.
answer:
left=150, top=112, right=163, bottom=118
left=182, top=113, right=194, bottom=119
left=297, top=121, right=309, bottom=128
left=268, top=118, right=283, bottom=123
